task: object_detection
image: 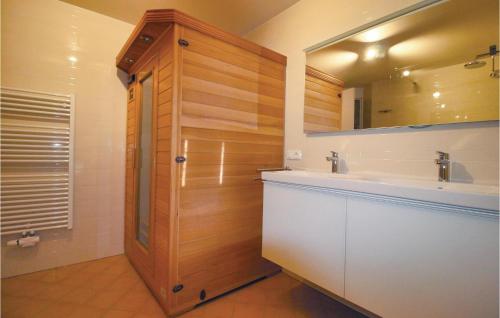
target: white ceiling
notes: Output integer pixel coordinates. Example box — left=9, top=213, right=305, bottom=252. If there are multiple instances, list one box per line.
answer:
left=307, top=0, right=499, bottom=86
left=60, top=0, right=300, bottom=35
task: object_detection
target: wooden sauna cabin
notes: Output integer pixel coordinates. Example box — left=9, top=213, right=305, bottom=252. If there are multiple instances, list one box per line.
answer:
left=116, top=9, right=286, bottom=316
left=304, top=65, right=344, bottom=133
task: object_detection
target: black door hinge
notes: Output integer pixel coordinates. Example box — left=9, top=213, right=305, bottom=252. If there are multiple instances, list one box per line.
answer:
left=172, top=284, right=184, bottom=293
left=200, top=289, right=206, bottom=301
left=178, top=39, right=189, bottom=47
left=175, top=156, right=186, bottom=163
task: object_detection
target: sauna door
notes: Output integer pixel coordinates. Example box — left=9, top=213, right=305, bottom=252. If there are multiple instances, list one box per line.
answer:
left=127, top=57, right=159, bottom=280
left=172, top=26, right=284, bottom=309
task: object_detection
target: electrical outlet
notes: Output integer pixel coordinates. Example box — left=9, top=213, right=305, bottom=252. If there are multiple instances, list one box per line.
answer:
left=286, top=150, right=302, bottom=160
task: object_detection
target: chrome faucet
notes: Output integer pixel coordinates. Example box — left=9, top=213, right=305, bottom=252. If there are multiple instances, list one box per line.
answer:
left=326, top=151, right=339, bottom=173
left=435, top=151, right=450, bottom=182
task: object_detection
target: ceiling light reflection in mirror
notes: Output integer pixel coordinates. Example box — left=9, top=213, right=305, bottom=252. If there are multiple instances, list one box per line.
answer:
left=311, top=50, right=359, bottom=73
left=304, top=0, right=499, bottom=134
left=352, top=23, right=402, bottom=43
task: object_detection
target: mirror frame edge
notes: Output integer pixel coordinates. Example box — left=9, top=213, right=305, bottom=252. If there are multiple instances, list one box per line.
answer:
left=303, top=0, right=444, bottom=54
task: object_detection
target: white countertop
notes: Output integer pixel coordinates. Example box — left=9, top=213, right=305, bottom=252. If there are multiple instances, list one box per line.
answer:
left=262, top=170, right=500, bottom=212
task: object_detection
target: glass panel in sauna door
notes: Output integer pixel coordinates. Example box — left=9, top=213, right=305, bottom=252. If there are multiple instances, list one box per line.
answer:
left=136, top=73, right=153, bottom=248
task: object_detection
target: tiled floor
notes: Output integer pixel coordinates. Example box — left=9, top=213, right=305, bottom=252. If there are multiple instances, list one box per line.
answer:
left=1, top=255, right=367, bottom=318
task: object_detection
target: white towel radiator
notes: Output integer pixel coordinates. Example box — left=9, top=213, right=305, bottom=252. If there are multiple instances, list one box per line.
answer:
left=1, top=87, right=74, bottom=235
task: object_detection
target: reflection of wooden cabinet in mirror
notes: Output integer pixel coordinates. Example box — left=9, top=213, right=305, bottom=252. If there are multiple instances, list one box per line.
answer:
left=304, top=66, right=344, bottom=133
left=305, top=0, right=499, bottom=131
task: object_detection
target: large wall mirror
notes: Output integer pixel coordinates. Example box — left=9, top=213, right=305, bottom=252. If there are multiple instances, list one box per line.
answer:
left=304, top=0, right=499, bottom=133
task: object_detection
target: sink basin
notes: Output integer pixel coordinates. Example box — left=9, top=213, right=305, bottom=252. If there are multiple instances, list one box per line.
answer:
left=279, top=170, right=381, bottom=182
left=262, top=170, right=499, bottom=211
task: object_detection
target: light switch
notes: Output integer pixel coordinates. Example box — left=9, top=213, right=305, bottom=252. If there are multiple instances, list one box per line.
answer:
left=286, top=150, right=302, bottom=160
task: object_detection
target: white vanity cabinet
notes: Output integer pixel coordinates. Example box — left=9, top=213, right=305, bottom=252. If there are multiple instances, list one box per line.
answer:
left=345, top=197, right=499, bottom=318
left=262, top=182, right=347, bottom=297
left=262, top=172, right=499, bottom=318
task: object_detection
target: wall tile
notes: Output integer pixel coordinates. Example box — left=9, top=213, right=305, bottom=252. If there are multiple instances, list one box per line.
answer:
left=1, top=0, right=134, bottom=277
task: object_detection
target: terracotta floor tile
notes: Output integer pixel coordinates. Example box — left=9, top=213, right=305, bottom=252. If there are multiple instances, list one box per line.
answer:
left=263, top=288, right=295, bottom=307
left=105, top=274, right=140, bottom=292
left=7, top=299, right=53, bottom=318
left=177, top=308, right=204, bottom=318
left=141, top=297, right=167, bottom=316
left=37, top=302, right=77, bottom=318
left=2, top=278, right=34, bottom=297
left=103, top=263, right=133, bottom=277
left=263, top=304, right=297, bottom=318
left=133, top=311, right=167, bottom=318
left=1, top=255, right=366, bottom=318
left=102, top=309, right=136, bottom=318
left=16, top=269, right=55, bottom=282
left=59, top=271, right=95, bottom=288
left=232, top=287, right=268, bottom=305
left=60, top=286, right=96, bottom=304
left=83, top=273, right=121, bottom=291
left=82, top=261, right=113, bottom=274
left=1, top=296, right=31, bottom=316
left=294, top=304, right=328, bottom=318
left=35, top=282, right=75, bottom=301
left=111, top=290, right=151, bottom=311
left=233, top=303, right=266, bottom=318
left=62, top=261, right=90, bottom=273
left=67, top=305, right=105, bottom=318
left=3, top=279, right=47, bottom=298
left=198, top=300, right=235, bottom=318
left=86, top=289, right=128, bottom=309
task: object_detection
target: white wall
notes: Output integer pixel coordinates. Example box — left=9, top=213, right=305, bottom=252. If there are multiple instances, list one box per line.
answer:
left=1, top=0, right=134, bottom=277
left=370, top=61, right=499, bottom=127
left=246, top=0, right=499, bottom=185
left=341, top=88, right=355, bottom=130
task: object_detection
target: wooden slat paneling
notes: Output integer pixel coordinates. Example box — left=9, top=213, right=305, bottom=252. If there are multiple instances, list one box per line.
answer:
left=304, top=66, right=344, bottom=133
left=153, top=28, right=174, bottom=305
left=123, top=28, right=174, bottom=311
left=174, top=25, right=284, bottom=310
left=125, top=97, right=137, bottom=255
left=120, top=11, right=286, bottom=316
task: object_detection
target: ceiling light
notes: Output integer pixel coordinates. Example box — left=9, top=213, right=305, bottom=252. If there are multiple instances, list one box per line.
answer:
left=440, top=104, right=446, bottom=108
left=365, top=48, right=378, bottom=60
left=329, top=51, right=358, bottom=67
left=352, top=24, right=399, bottom=43
left=68, top=56, right=78, bottom=63
left=364, top=45, right=384, bottom=61
left=388, top=36, right=435, bottom=60
left=402, top=70, right=411, bottom=77
left=432, top=91, right=441, bottom=99
left=363, top=29, right=381, bottom=42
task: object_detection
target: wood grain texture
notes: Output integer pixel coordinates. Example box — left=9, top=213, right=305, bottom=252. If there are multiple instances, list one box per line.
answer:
left=116, top=9, right=286, bottom=72
left=120, top=10, right=286, bottom=317
left=153, top=28, right=174, bottom=309
left=124, top=29, right=175, bottom=312
left=125, top=98, right=136, bottom=257
left=172, top=25, right=283, bottom=312
left=304, top=66, right=344, bottom=133
left=125, top=55, right=159, bottom=291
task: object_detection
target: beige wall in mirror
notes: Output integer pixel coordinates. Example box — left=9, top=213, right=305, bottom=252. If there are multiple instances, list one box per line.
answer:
left=304, top=0, right=499, bottom=133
